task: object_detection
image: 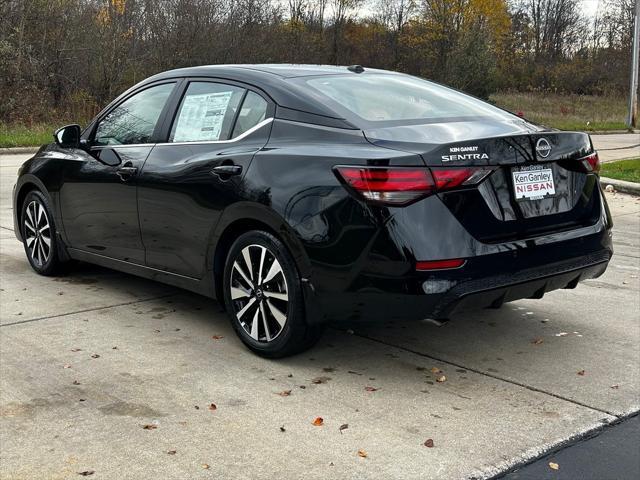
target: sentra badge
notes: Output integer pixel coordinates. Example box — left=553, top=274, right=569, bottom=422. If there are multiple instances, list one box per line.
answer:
left=441, top=145, right=489, bottom=162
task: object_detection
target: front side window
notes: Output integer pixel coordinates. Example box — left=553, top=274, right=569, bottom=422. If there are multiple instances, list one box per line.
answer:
left=94, top=83, right=175, bottom=145
left=170, top=82, right=244, bottom=143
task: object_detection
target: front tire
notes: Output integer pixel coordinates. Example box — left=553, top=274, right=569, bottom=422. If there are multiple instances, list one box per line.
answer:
left=222, top=230, right=323, bottom=358
left=20, top=190, right=63, bottom=276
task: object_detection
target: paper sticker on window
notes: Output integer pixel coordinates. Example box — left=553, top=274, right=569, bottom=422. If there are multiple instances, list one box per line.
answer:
left=173, top=91, right=233, bottom=142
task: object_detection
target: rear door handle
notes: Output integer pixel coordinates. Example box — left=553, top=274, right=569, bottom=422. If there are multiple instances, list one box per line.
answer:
left=211, top=164, right=242, bottom=177
left=116, top=165, right=138, bottom=181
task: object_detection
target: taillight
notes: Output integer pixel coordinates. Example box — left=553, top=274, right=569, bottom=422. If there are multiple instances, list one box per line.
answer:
left=581, top=152, right=600, bottom=174
left=334, top=166, right=492, bottom=206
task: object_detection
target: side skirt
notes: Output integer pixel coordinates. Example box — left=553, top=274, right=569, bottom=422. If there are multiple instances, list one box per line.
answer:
left=67, top=248, right=215, bottom=299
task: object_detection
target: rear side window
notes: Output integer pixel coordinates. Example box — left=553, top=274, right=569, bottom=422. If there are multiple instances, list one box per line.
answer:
left=94, top=83, right=175, bottom=145
left=170, top=82, right=244, bottom=142
left=232, top=91, right=268, bottom=138
left=299, top=74, right=516, bottom=123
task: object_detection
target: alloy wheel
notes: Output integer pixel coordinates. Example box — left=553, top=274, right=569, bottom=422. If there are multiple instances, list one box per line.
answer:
left=229, top=244, right=289, bottom=342
left=24, top=200, right=51, bottom=267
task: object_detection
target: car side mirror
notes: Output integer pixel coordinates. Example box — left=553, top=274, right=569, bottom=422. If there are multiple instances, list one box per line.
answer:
left=54, top=124, right=81, bottom=148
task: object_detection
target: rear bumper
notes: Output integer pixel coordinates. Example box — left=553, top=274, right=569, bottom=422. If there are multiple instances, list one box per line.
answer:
left=307, top=229, right=612, bottom=323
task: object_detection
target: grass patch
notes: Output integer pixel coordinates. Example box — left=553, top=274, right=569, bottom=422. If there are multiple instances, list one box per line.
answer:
left=600, top=158, right=640, bottom=183
left=490, top=92, right=629, bottom=132
left=0, top=123, right=58, bottom=148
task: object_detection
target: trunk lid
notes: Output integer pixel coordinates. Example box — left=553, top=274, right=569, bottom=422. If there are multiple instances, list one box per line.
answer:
left=364, top=119, right=600, bottom=243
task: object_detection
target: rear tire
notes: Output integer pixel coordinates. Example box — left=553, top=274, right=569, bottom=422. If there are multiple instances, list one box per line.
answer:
left=222, top=230, right=323, bottom=358
left=20, top=190, right=64, bottom=276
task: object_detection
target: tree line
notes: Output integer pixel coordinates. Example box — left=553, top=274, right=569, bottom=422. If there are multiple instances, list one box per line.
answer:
left=0, top=0, right=635, bottom=124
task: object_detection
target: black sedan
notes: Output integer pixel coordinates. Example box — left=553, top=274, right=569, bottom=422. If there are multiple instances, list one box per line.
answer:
left=13, top=64, right=613, bottom=357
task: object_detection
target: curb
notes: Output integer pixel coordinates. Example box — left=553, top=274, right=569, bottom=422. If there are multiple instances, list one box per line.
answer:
left=0, top=147, right=40, bottom=154
left=589, top=130, right=640, bottom=135
left=601, top=177, right=640, bottom=196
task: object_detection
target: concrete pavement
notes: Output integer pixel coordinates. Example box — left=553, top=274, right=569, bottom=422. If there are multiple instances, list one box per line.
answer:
left=591, top=133, right=639, bottom=162
left=1, top=153, right=639, bottom=479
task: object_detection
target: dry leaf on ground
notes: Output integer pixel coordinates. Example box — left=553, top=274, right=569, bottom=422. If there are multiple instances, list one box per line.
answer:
left=208, top=403, right=217, bottom=411
left=77, top=471, right=95, bottom=476
left=430, top=367, right=442, bottom=374
left=202, top=464, right=210, bottom=469
left=211, top=335, right=224, bottom=340
left=531, top=338, right=544, bottom=345
left=577, top=370, right=586, bottom=376
left=357, top=449, right=368, bottom=458
left=364, top=386, right=378, bottom=392
left=277, top=390, right=292, bottom=397
left=436, top=375, right=447, bottom=383
left=312, top=417, right=324, bottom=426
left=142, top=424, right=157, bottom=430
left=424, top=439, right=434, bottom=448
left=339, top=424, right=349, bottom=433
left=549, top=462, right=559, bottom=470
left=167, top=450, right=177, bottom=455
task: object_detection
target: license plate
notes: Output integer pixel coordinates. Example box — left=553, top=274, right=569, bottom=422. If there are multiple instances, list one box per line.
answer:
left=512, top=166, right=555, bottom=201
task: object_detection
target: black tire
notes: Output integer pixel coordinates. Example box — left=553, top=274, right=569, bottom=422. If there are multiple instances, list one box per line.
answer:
left=20, top=190, right=64, bottom=276
left=222, top=230, right=323, bottom=358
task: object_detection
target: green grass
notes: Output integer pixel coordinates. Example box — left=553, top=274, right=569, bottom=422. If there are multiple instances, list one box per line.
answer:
left=490, top=92, right=629, bottom=132
left=600, top=158, right=640, bottom=183
left=0, top=124, right=57, bottom=148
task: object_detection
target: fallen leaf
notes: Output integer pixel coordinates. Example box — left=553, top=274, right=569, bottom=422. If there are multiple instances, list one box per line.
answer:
left=531, top=337, right=544, bottom=345
left=312, top=376, right=330, bottom=384
left=277, top=390, right=292, bottom=397
left=211, top=335, right=224, bottom=340
left=430, top=367, right=442, bottom=374
left=142, top=424, right=157, bottom=430
left=112, top=346, right=118, bottom=350
left=424, top=439, right=434, bottom=448
left=202, top=464, right=210, bottom=469
left=347, top=370, right=362, bottom=375
left=279, top=426, right=286, bottom=432
left=312, top=417, right=324, bottom=426
left=194, top=405, right=200, bottom=410
left=77, top=471, right=95, bottom=476
left=72, top=380, right=81, bottom=385
left=71, top=348, right=82, bottom=352
left=167, top=450, right=177, bottom=455
left=90, top=354, right=100, bottom=359
left=577, top=370, right=586, bottom=376
left=364, top=386, right=378, bottom=392
left=549, top=462, right=559, bottom=470
left=154, top=329, right=160, bottom=333
left=555, top=332, right=569, bottom=337
left=611, top=384, right=619, bottom=389
left=63, top=364, right=72, bottom=369
left=435, top=375, right=447, bottom=383
left=208, top=403, right=217, bottom=411
left=357, top=449, right=367, bottom=458
left=299, top=385, right=306, bottom=389
left=339, top=423, right=349, bottom=433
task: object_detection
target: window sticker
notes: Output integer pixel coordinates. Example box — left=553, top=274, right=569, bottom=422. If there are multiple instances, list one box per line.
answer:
left=173, top=91, right=233, bottom=142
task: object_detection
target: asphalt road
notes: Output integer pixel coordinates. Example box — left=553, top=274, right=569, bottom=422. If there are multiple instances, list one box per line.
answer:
left=1, top=153, right=639, bottom=479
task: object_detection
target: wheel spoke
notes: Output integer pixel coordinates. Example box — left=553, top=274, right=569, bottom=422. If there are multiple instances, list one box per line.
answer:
left=250, top=307, right=260, bottom=340
left=260, top=302, right=271, bottom=341
left=38, top=237, right=47, bottom=263
left=24, top=220, right=35, bottom=233
left=36, top=203, right=44, bottom=226
left=39, top=224, right=50, bottom=234
left=241, top=247, right=254, bottom=281
left=263, top=259, right=283, bottom=284
left=33, top=237, right=41, bottom=263
left=26, top=204, right=35, bottom=228
left=26, top=236, right=36, bottom=247
left=230, top=285, right=250, bottom=300
left=236, top=297, right=256, bottom=320
left=233, top=261, right=254, bottom=288
left=266, top=300, right=286, bottom=327
left=264, top=291, right=288, bottom=301
left=257, top=246, right=266, bottom=285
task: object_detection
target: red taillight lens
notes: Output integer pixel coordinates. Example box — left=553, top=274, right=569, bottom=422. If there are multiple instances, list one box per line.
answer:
left=334, top=166, right=492, bottom=206
left=416, top=259, right=466, bottom=271
left=581, top=152, right=600, bottom=174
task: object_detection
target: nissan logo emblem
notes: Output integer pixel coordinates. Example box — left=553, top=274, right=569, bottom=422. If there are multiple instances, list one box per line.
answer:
left=536, top=138, right=552, bottom=158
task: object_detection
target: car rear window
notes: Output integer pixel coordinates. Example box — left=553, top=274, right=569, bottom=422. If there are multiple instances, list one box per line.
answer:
left=300, top=74, right=515, bottom=123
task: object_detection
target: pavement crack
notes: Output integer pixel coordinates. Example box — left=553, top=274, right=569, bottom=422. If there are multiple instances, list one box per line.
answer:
left=0, top=292, right=180, bottom=327
left=346, top=330, right=621, bottom=418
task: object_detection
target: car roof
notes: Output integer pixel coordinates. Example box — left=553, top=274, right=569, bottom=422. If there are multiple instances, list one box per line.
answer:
left=138, top=64, right=394, bottom=124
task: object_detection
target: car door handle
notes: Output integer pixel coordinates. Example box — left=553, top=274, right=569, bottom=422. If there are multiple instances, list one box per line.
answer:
left=116, top=165, right=138, bottom=180
left=211, top=164, right=242, bottom=176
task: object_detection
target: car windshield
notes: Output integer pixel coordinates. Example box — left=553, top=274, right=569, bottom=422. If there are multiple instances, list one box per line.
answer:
left=300, top=73, right=516, bottom=123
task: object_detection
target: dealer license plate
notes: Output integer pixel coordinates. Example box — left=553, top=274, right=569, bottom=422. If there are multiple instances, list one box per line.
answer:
left=512, top=166, right=555, bottom=201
